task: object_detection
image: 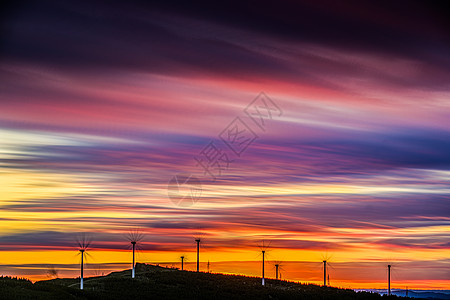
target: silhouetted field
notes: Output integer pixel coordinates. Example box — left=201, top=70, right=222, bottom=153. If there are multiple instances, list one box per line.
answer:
left=0, top=264, right=422, bottom=300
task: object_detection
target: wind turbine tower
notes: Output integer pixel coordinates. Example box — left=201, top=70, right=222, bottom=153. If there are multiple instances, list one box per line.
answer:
left=275, top=263, right=279, bottom=280
left=76, top=235, right=90, bottom=290
left=80, top=249, right=85, bottom=290
left=195, top=239, right=200, bottom=272
left=388, top=264, right=391, bottom=296
left=323, top=260, right=327, bottom=286
left=127, top=230, right=143, bottom=279
left=258, top=240, right=270, bottom=286
left=131, top=241, right=136, bottom=278
left=262, top=250, right=266, bottom=286
left=180, top=256, right=184, bottom=271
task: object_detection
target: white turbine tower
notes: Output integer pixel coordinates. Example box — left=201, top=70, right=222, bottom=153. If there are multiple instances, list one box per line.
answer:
left=127, top=229, right=144, bottom=279
left=76, top=235, right=91, bottom=290
left=258, top=240, right=271, bottom=286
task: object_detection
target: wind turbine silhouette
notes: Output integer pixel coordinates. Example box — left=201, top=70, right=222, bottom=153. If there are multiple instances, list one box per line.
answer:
left=195, top=238, right=201, bottom=272
left=387, top=264, right=391, bottom=295
left=180, top=254, right=188, bottom=271
left=126, top=229, right=144, bottom=279
left=258, top=240, right=271, bottom=286
left=272, top=260, right=285, bottom=280
left=76, top=234, right=91, bottom=290
left=46, top=266, right=59, bottom=279
left=320, top=251, right=334, bottom=287
left=193, top=232, right=208, bottom=272
left=385, top=259, right=399, bottom=296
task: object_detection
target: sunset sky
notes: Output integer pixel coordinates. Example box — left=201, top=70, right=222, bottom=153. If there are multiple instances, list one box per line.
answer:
left=1, top=0, right=449, bottom=289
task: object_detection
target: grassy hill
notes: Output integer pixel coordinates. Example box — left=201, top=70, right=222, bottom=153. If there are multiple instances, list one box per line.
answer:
left=1, top=264, right=421, bottom=300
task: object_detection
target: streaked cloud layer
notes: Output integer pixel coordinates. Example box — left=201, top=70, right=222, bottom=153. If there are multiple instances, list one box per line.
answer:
left=1, top=0, right=449, bottom=288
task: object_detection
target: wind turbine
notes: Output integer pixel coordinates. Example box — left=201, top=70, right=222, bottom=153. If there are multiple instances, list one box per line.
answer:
left=195, top=238, right=201, bottom=272
left=192, top=232, right=208, bottom=272
left=273, top=260, right=285, bottom=280
left=126, top=229, right=144, bottom=279
left=385, top=259, right=398, bottom=296
left=258, top=240, right=271, bottom=286
left=46, top=266, right=59, bottom=279
left=388, top=264, right=391, bottom=296
left=76, top=235, right=91, bottom=290
left=180, top=255, right=185, bottom=271
left=320, top=252, right=334, bottom=287
left=179, top=254, right=189, bottom=271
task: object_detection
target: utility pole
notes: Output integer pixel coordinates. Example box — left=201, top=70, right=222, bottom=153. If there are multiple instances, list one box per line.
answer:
left=323, top=260, right=327, bottom=286
left=195, top=239, right=200, bottom=272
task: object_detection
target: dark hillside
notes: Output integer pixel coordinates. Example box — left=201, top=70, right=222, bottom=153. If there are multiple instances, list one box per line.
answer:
left=1, top=264, right=422, bottom=300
